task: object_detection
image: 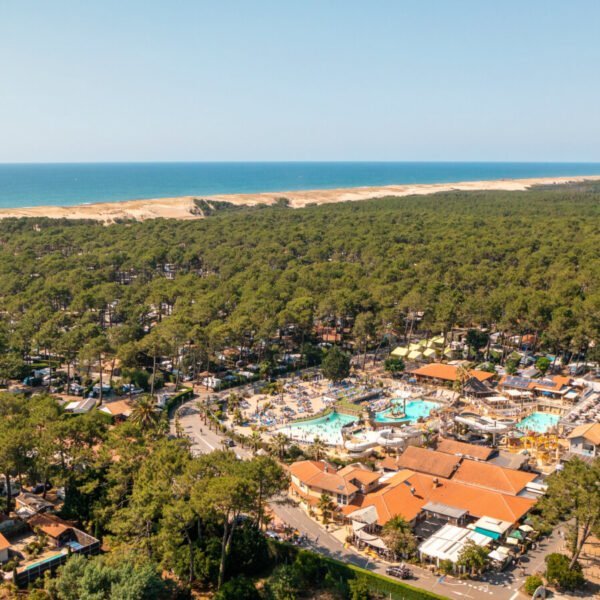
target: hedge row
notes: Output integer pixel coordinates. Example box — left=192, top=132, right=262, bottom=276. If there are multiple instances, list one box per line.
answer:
left=166, top=387, right=194, bottom=413
left=268, top=541, right=448, bottom=600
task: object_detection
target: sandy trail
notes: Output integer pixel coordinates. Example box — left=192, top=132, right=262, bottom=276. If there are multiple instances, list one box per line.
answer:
left=0, top=175, right=598, bottom=223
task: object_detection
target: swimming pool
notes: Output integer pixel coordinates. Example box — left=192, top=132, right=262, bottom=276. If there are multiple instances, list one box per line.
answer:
left=374, top=399, right=440, bottom=424
left=517, top=411, right=560, bottom=433
left=279, top=411, right=358, bottom=445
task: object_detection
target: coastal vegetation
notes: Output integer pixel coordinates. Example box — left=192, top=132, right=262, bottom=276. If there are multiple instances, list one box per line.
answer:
left=0, top=186, right=598, bottom=596
left=0, top=185, right=597, bottom=383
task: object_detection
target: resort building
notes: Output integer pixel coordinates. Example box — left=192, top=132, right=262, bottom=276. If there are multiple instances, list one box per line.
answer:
left=435, top=438, right=497, bottom=462
left=498, top=375, right=575, bottom=401
left=379, top=446, right=461, bottom=479
left=567, top=423, right=600, bottom=460
left=451, top=460, right=538, bottom=496
left=410, top=363, right=495, bottom=386
left=343, top=468, right=536, bottom=528
left=289, top=460, right=379, bottom=506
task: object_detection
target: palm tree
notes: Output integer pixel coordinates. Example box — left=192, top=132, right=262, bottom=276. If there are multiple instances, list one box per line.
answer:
left=382, top=515, right=417, bottom=560
left=457, top=540, right=489, bottom=576
left=227, top=392, right=241, bottom=414
left=317, top=493, right=336, bottom=525
left=249, top=430, right=263, bottom=454
left=130, top=395, right=160, bottom=429
left=310, top=436, right=327, bottom=461
left=271, top=432, right=290, bottom=460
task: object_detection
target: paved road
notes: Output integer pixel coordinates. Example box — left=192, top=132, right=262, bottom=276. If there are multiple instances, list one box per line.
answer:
left=172, top=397, right=562, bottom=600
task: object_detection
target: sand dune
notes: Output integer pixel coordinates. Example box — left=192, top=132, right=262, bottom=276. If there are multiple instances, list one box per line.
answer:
left=0, top=175, right=598, bottom=223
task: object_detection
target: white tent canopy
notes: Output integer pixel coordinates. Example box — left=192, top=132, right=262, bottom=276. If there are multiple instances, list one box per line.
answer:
left=419, top=524, right=492, bottom=564
left=353, top=527, right=388, bottom=550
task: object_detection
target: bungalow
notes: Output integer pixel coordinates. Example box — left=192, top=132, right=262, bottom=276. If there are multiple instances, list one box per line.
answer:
left=567, top=423, right=600, bottom=459
left=410, top=363, right=494, bottom=385
left=15, top=492, right=55, bottom=517
left=27, top=514, right=74, bottom=548
left=65, top=397, right=97, bottom=414
left=99, top=399, right=133, bottom=420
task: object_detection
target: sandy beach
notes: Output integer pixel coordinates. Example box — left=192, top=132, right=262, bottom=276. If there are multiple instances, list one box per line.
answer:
left=0, top=174, right=598, bottom=223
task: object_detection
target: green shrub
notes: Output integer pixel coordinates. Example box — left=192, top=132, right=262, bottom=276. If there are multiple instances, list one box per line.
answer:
left=524, top=574, right=543, bottom=596
left=439, top=559, right=454, bottom=575
left=545, top=553, right=584, bottom=590
left=349, top=575, right=371, bottom=600
left=214, top=576, right=260, bottom=600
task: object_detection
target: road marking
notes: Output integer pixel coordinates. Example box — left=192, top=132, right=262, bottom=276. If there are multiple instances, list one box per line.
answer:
left=509, top=591, right=521, bottom=600
left=196, top=435, right=216, bottom=451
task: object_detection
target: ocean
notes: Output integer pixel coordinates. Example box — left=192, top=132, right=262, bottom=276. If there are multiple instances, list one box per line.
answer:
left=1, top=162, right=600, bottom=208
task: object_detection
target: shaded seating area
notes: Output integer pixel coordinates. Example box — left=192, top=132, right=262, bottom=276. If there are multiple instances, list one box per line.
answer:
left=418, top=523, right=492, bottom=567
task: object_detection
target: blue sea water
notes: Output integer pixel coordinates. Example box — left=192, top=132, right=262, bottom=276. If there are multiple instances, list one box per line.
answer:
left=0, top=162, right=599, bottom=209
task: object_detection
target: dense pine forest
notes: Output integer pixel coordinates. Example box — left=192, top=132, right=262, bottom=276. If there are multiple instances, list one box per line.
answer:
left=0, top=184, right=598, bottom=375
left=0, top=185, right=599, bottom=598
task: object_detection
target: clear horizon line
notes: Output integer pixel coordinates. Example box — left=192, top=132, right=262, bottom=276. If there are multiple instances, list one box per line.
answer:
left=2, top=159, right=600, bottom=166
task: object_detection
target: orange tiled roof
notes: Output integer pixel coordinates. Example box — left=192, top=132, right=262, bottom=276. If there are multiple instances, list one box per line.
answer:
left=101, top=399, right=133, bottom=417
left=0, top=532, right=10, bottom=551
left=498, top=374, right=572, bottom=393
left=345, top=469, right=536, bottom=526
left=411, top=363, right=494, bottom=383
left=567, top=423, right=600, bottom=445
left=338, top=464, right=381, bottom=486
left=28, top=514, right=71, bottom=539
left=530, top=375, right=572, bottom=392
left=452, top=460, right=537, bottom=495
left=378, top=456, right=402, bottom=471
left=436, top=438, right=495, bottom=461
left=394, top=446, right=461, bottom=479
left=289, top=460, right=358, bottom=496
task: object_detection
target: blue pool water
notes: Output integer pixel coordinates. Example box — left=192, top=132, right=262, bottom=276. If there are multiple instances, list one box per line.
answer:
left=280, top=411, right=358, bottom=446
left=1, top=162, right=600, bottom=208
left=375, top=399, right=440, bottom=424
left=517, top=412, right=560, bottom=433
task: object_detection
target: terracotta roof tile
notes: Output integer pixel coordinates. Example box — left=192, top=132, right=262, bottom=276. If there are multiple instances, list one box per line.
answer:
left=28, top=514, right=72, bottom=539
left=345, top=470, right=536, bottom=526
left=394, top=446, right=461, bottom=479
left=567, top=423, right=600, bottom=445
left=289, top=460, right=358, bottom=496
left=452, top=460, right=536, bottom=495
left=0, top=532, right=10, bottom=551
left=411, top=363, right=494, bottom=383
left=436, top=438, right=495, bottom=461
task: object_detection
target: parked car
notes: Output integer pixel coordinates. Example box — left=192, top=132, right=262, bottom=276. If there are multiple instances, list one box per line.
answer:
left=386, top=565, right=413, bottom=580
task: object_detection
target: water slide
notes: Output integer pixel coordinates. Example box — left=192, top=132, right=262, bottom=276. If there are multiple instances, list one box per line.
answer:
left=377, top=427, right=421, bottom=448
left=454, top=412, right=512, bottom=434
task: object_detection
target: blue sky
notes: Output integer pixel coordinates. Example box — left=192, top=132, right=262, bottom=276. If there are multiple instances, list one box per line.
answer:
left=1, top=1, right=599, bottom=162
